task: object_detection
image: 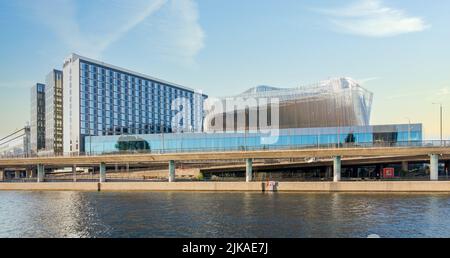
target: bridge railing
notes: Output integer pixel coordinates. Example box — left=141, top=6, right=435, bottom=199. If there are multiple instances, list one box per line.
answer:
left=0, top=140, right=449, bottom=159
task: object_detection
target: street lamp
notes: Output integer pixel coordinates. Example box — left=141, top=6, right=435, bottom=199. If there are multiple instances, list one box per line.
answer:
left=432, top=103, right=443, bottom=146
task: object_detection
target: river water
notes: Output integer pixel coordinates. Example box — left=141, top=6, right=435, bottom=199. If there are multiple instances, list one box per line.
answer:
left=1, top=191, right=450, bottom=238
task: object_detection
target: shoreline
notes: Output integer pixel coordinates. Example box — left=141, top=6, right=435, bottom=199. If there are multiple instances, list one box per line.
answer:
left=1, top=181, right=450, bottom=192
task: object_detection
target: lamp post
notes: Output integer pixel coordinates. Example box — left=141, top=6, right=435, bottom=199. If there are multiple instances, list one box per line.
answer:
left=432, top=103, right=443, bottom=146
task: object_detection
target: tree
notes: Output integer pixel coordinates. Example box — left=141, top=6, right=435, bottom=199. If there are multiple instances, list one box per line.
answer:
left=345, top=132, right=356, bottom=143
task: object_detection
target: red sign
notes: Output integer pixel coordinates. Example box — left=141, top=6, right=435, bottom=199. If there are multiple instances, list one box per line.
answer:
left=383, top=168, right=395, bottom=178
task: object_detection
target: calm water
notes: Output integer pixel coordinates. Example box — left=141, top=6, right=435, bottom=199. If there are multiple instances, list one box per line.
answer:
left=1, top=191, right=450, bottom=238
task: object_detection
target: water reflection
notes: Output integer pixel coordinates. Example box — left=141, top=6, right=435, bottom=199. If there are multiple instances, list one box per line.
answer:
left=1, top=191, right=450, bottom=238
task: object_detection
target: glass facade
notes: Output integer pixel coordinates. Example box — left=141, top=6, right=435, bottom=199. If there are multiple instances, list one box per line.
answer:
left=30, top=83, right=46, bottom=153
left=0, top=126, right=30, bottom=157
left=63, top=54, right=207, bottom=153
left=85, top=124, right=422, bottom=154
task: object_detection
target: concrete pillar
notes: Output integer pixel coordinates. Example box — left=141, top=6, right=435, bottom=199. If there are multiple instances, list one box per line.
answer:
left=0, top=169, right=4, bottom=181
left=72, top=165, right=77, bottom=182
left=168, top=160, right=175, bottom=182
left=246, top=158, right=253, bottom=182
left=333, top=156, right=341, bottom=182
left=401, top=161, right=408, bottom=172
left=99, top=163, right=106, bottom=183
left=37, top=164, right=45, bottom=183
left=15, top=171, right=21, bottom=179
left=430, top=154, right=439, bottom=181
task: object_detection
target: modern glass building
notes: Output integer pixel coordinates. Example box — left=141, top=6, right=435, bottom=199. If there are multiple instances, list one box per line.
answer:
left=85, top=124, right=422, bottom=154
left=63, top=54, right=207, bottom=154
left=30, top=83, right=46, bottom=153
left=0, top=126, right=31, bottom=157
left=45, top=69, right=64, bottom=155
left=204, top=77, right=373, bottom=132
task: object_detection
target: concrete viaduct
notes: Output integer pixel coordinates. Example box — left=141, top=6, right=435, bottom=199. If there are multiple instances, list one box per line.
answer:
left=0, top=146, right=449, bottom=182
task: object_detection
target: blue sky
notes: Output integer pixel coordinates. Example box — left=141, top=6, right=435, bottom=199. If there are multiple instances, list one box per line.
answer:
left=0, top=0, right=449, bottom=139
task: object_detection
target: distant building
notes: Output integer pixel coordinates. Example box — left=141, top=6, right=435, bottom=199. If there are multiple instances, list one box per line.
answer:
left=30, top=83, right=46, bottom=153
left=0, top=126, right=31, bottom=157
left=62, top=53, right=207, bottom=154
left=204, top=77, right=373, bottom=132
left=45, top=69, right=64, bottom=155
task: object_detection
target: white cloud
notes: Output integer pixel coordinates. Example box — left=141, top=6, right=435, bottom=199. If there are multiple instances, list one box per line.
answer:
left=24, top=0, right=204, bottom=62
left=92, top=0, right=168, bottom=57
left=357, top=77, right=381, bottom=84
left=154, top=0, right=205, bottom=65
left=385, top=86, right=450, bottom=101
left=319, top=0, right=430, bottom=37
left=438, top=87, right=450, bottom=96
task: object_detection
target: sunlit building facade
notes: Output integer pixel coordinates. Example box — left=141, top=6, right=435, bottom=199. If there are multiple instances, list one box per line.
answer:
left=45, top=69, right=64, bottom=155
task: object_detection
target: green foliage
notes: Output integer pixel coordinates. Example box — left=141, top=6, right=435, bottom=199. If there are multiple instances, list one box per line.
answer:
left=115, top=136, right=151, bottom=152
left=345, top=133, right=356, bottom=143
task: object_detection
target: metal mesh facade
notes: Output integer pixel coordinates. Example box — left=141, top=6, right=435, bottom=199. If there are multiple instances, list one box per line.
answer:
left=204, top=77, right=373, bottom=131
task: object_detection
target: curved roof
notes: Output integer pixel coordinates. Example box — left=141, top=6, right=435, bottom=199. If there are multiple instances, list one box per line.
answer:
left=242, top=85, right=286, bottom=94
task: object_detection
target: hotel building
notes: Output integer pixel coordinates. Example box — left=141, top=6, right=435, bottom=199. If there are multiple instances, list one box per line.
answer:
left=63, top=54, right=207, bottom=154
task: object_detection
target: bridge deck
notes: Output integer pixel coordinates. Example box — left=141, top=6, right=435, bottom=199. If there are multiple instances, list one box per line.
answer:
left=0, top=146, right=449, bottom=167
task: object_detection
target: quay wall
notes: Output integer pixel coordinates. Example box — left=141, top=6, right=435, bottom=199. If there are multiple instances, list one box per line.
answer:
left=2, top=181, right=450, bottom=192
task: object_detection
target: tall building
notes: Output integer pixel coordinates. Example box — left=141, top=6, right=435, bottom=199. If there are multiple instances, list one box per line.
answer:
left=204, top=77, right=373, bottom=132
left=63, top=54, right=207, bottom=154
left=45, top=69, right=64, bottom=155
left=30, top=83, right=46, bottom=153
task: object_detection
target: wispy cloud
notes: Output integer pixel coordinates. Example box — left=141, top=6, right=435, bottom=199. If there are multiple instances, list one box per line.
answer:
left=386, top=86, right=450, bottom=101
left=154, top=0, right=205, bottom=65
left=92, top=0, right=168, bottom=57
left=23, top=0, right=204, bottom=62
left=318, top=0, right=430, bottom=37
left=357, top=77, right=381, bottom=84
